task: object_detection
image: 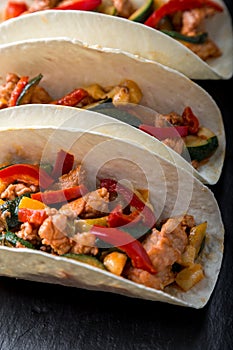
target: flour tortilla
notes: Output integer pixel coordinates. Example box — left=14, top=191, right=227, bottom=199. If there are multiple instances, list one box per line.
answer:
left=0, top=0, right=232, bottom=79
left=0, top=104, right=224, bottom=308
left=0, top=38, right=225, bottom=184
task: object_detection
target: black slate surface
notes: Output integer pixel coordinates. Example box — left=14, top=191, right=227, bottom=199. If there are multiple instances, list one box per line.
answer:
left=0, top=2, right=233, bottom=349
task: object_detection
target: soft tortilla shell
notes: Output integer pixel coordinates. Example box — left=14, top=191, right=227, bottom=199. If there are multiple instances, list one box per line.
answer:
left=0, top=38, right=225, bottom=184
left=0, top=1, right=232, bottom=79
left=0, top=104, right=224, bottom=308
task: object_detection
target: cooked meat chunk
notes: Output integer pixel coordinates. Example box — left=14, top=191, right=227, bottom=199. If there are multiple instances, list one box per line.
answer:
left=71, top=232, right=98, bottom=255
left=1, top=183, right=38, bottom=200
left=60, top=188, right=109, bottom=218
left=0, top=211, right=10, bottom=233
left=17, top=222, right=40, bottom=244
left=112, top=86, right=131, bottom=105
left=171, top=7, right=222, bottom=60
left=57, top=165, right=83, bottom=190
left=181, top=8, right=218, bottom=36
left=162, top=137, right=184, bottom=154
left=27, top=86, right=52, bottom=104
left=38, top=213, right=73, bottom=255
left=0, top=72, right=52, bottom=107
left=154, top=112, right=184, bottom=127
left=127, top=265, right=175, bottom=290
left=27, top=0, right=60, bottom=12
left=183, top=39, right=222, bottom=60
left=38, top=208, right=98, bottom=255
left=179, top=214, right=195, bottom=228
left=126, top=215, right=194, bottom=290
left=0, top=73, right=19, bottom=108
left=61, top=197, right=85, bottom=217
left=111, top=0, right=134, bottom=18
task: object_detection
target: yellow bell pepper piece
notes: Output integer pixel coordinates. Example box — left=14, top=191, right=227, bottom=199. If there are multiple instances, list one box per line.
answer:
left=175, top=264, right=204, bottom=292
left=180, top=245, right=196, bottom=267
left=103, top=251, right=128, bottom=276
left=18, top=196, right=46, bottom=210
left=76, top=216, right=109, bottom=232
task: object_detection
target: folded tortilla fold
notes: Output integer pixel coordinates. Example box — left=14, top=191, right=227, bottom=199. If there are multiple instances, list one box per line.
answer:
left=0, top=1, right=232, bottom=79
left=0, top=38, right=225, bottom=184
left=0, top=104, right=224, bottom=308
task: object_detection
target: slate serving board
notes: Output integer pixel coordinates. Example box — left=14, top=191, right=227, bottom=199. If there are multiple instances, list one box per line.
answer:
left=0, top=1, right=232, bottom=348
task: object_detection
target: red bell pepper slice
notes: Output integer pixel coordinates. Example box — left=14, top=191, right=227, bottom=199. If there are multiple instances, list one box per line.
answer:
left=51, top=88, right=88, bottom=107
left=182, top=106, right=199, bottom=134
left=144, top=0, right=223, bottom=28
left=8, top=76, right=29, bottom=107
left=90, top=225, right=156, bottom=274
left=139, top=124, right=189, bottom=140
left=4, top=1, right=28, bottom=20
left=55, top=0, right=101, bottom=10
left=31, top=184, right=88, bottom=205
left=0, top=164, right=54, bottom=189
left=100, top=179, right=156, bottom=228
left=108, top=204, right=141, bottom=228
left=51, top=149, right=74, bottom=179
left=18, top=208, right=48, bottom=226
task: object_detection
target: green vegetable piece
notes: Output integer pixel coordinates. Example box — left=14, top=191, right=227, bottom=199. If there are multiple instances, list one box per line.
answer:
left=85, top=97, right=112, bottom=110
left=16, top=73, right=43, bottom=105
left=184, top=127, right=218, bottom=162
left=89, top=103, right=142, bottom=127
left=161, top=30, right=208, bottom=44
left=186, top=137, right=218, bottom=162
left=189, top=222, right=207, bottom=258
left=5, top=231, right=35, bottom=249
left=129, top=0, right=154, bottom=23
left=62, top=253, right=106, bottom=270
left=0, top=164, right=12, bottom=171
left=0, top=193, right=30, bottom=229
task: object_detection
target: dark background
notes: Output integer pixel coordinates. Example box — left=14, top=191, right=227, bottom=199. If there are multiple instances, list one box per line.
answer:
left=0, top=1, right=232, bottom=349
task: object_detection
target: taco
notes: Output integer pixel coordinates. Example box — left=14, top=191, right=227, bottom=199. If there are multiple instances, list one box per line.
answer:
left=0, top=38, right=225, bottom=185
left=0, top=0, right=232, bottom=79
left=0, top=104, right=224, bottom=308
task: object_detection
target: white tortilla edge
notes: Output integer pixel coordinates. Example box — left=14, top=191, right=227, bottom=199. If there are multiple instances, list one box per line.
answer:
left=0, top=38, right=225, bottom=184
left=0, top=0, right=232, bottom=79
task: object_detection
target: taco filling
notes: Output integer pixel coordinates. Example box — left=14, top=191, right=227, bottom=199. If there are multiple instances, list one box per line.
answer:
left=0, top=73, right=219, bottom=168
left=0, top=149, right=206, bottom=292
left=2, top=0, right=223, bottom=61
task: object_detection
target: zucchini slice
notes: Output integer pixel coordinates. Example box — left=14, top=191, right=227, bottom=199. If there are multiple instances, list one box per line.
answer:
left=184, top=127, right=218, bottom=162
left=84, top=97, right=112, bottom=110
left=16, top=73, right=43, bottom=105
left=62, top=253, right=106, bottom=270
left=189, top=222, right=207, bottom=258
left=161, top=30, right=208, bottom=44
left=89, top=103, right=142, bottom=127
left=128, top=0, right=154, bottom=23
left=4, top=231, right=35, bottom=249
